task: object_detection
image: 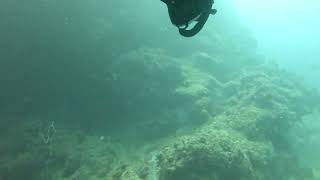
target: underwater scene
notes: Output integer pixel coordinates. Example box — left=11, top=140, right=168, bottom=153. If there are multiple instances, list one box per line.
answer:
left=1, top=0, right=320, bottom=179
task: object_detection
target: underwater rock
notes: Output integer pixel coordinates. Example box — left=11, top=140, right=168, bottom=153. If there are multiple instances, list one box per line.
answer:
left=0, top=153, right=44, bottom=180
left=62, top=157, right=81, bottom=177
left=108, top=47, right=183, bottom=116
left=111, top=164, right=142, bottom=180
left=153, top=129, right=273, bottom=180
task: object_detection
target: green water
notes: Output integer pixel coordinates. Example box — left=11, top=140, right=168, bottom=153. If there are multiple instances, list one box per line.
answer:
left=0, top=0, right=319, bottom=180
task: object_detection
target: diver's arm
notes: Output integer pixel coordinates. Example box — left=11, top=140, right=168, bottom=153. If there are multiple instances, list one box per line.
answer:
left=179, top=9, right=217, bottom=37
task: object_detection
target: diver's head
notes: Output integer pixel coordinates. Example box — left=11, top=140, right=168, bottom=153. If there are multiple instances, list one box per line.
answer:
left=161, top=0, right=217, bottom=37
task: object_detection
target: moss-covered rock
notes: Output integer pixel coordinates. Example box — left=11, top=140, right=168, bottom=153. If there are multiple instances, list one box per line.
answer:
left=152, top=129, right=273, bottom=180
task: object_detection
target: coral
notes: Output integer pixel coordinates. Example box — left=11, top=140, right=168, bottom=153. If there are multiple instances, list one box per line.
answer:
left=155, top=129, right=273, bottom=180
left=111, top=164, right=142, bottom=180
left=146, top=152, right=161, bottom=180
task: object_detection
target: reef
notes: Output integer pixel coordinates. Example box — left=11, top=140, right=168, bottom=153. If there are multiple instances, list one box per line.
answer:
left=1, top=0, right=320, bottom=180
left=2, top=46, right=319, bottom=180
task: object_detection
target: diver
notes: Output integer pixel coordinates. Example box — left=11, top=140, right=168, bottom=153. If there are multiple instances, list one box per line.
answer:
left=161, top=0, right=217, bottom=37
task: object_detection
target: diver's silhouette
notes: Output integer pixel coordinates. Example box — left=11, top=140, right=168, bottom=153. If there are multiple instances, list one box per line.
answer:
left=161, top=0, right=217, bottom=37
